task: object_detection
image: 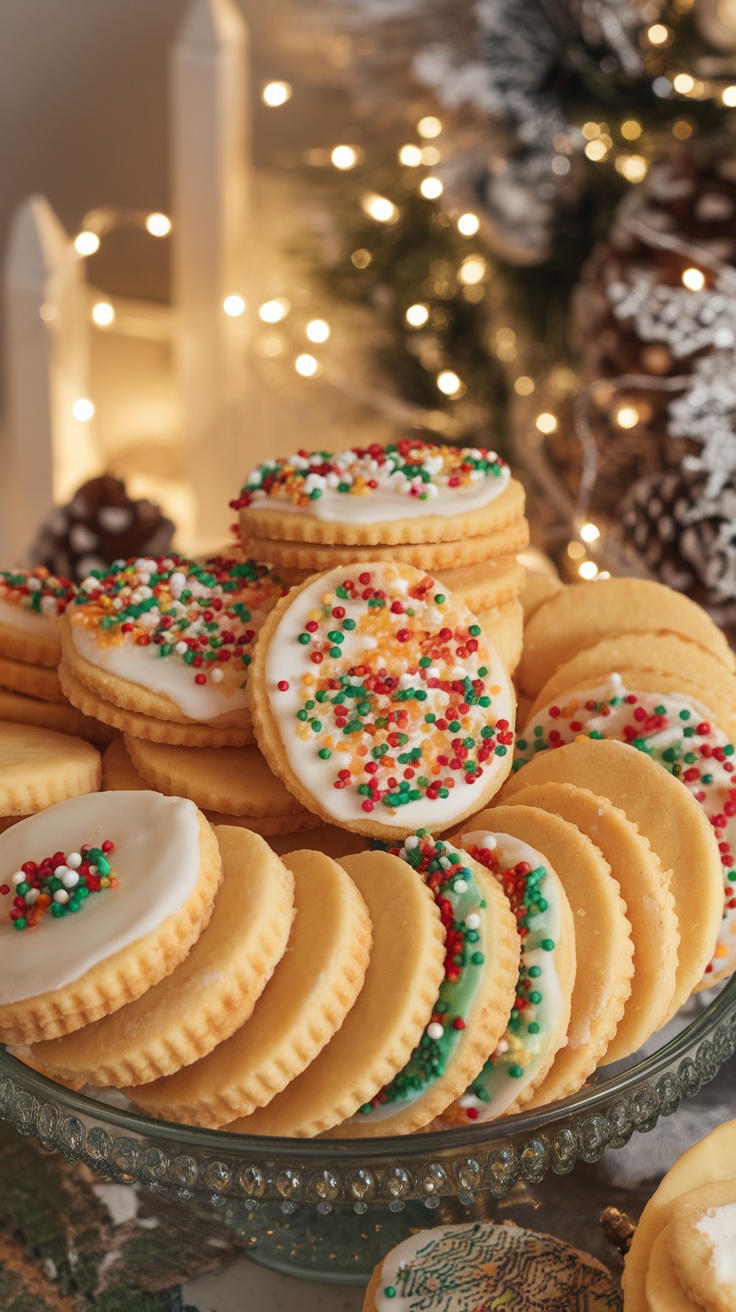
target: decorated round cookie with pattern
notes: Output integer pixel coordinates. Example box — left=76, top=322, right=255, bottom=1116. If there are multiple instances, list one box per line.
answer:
left=0, top=791, right=221, bottom=1044
left=362, top=1221, right=622, bottom=1312
left=515, top=675, right=736, bottom=986
left=232, top=440, right=514, bottom=545
left=0, top=567, right=76, bottom=666
left=248, top=562, right=516, bottom=838
left=442, top=829, right=575, bottom=1123
left=60, top=555, right=286, bottom=744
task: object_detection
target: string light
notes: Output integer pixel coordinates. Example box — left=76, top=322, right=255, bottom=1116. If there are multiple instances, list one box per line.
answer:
left=72, top=398, right=95, bottom=422
left=458, top=255, right=486, bottom=285
left=436, top=370, right=464, bottom=397
left=582, top=122, right=602, bottom=140
left=616, top=405, right=639, bottom=428
left=647, top=23, right=670, bottom=43
left=672, top=119, right=694, bottom=138
left=331, top=145, right=359, bottom=170
left=682, top=267, right=705, bottom=290
left=514, top=376, right=535, bottom=396
left=295, top=353, right=320, bottom=377
left=420, top=177, right=443, bottom=199
left=567, top=541, right=585, bottom=560
left=495, top=327, right=517, bottom=362
left=580, top=522, right=600, bottom=542
left=399, top=144, right=423, bottom=166
left=673, top=73, right=695, bottom=94
left=579, top=561, right=598, bottom=580
left=405, top=303, right=430, bottom=327
left=417, top=116, right=442, bottom=138
left=92, top=301, right=115, bottom=327
left=585, top=140, right=609, bottom=161
left=362, top=194, right=399, bottom=223
left=259, top=335, right=284, bottom=358
left=75, top=231, right=100, bottom=256
left=723, top=86, right=736, bottom=107
left=259, top=297, right=290, bottom=323
left=306, top=319, right=330, bottom=343
left=145, top=213, right=171, bottom=237
left=616, top=155, right=648, bottom=182
left=457, top=213, right=480, bottom=236
left=351, top=248, right=372, bottom=268
left=421, top=145, right=440, bottom=166
left=621, top=120, right=642, bottom=140
left=262, top=81, right=292, bottom=106
left=223, top=295, right=246, bottom=317
left=535, top=412, right=557, bottom=434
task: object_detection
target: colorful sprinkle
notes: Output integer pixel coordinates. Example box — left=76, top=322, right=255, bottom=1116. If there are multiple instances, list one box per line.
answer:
left=2, top=841, right=118, bottom=930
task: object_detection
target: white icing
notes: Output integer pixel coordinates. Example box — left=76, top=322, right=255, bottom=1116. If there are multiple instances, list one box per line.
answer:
left=696, top=1201, right=736, bottom=1285
left=70, top=625, right=248, bottom=721
left=250, top=469, right=510, bottom=522
left=0, top=792, right=203, bottom=1004
left=0, top=597, right=59, bottom=643
left=264, top=564, right=514, bottom=830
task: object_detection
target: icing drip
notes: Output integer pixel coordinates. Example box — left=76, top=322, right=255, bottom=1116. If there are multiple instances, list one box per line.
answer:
left=232, top=440, right=510, bottom=523
left=516, top=676, right=736, bottom=982
left=0, top=567, right=75, bottom=641
left=455, top=831, right=563, bottom=1121
left=265, top=563, right=514, bottom=829
left=352, top=833, right=488, bottom=1124
left=69, top=555, right=285, bottom=721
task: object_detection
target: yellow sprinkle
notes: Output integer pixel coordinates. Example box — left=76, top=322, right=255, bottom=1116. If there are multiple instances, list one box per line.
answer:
left=490, top=685, right=502, bottom=695
left=100, top=877, right=110, bottom=888
left=302, top=673, right=315, bottom=686
left=321, top=592, right=333, bottom=606
left=715, top=944, right=728, bottom=958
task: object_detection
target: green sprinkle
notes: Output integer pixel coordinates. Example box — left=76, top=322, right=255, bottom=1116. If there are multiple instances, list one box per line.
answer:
left=318, top=748, right=331, bottom=759
left=297, top=633, right=310, bottom=645
left=434, top=593, right=445, bottom=604
left=468, top=624, right=481, bottom=636
left=541, top=938, right=555, bottom=951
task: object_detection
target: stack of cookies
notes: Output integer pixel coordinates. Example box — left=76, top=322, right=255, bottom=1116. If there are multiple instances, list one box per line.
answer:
left=232, top=440, right=529, bottom=675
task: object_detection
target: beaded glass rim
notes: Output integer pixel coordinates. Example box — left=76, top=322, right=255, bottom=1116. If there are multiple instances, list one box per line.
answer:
left=0, top=976, right=735, bottom=1206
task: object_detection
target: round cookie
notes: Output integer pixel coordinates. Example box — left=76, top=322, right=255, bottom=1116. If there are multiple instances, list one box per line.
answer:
left=517, top=577, right=735, bottom=697
left=503, top=782, right=679, bottom=1061
left=513, top=684, right=733, bottom=990
left=520, top=568, right=564, bottom=621
left=443, top=828, right=576, bottom=1122
left=476, top=598, right=524, bottom=675
left=464, top=804, right=633, bottom=1106
left=27, top=826, right=295, bottom=1087
left=669, top=1181, right=736, bottom=1312
left=623, top=1119, right=736, bottom=1312
left=0, top=567, right=75, bottom=666
left=0, top=721, right=101, bottom=818
left=130, top=848, right=372, bottom=1128
left=0, top=688, right=117, bottom=748
left=61, top=555, right=286, bottom=742
left=323, top=834, right=521, bottom=1138
left=248, top=561, right=516, bottom=839
left=0, top=791, right=222, bottom=1044
left=225, top=847, right=446, bottom=1137
left=645, top=1227, right=702, bottom=1312
left=362, top=1221, right=622, bottom=1312
left=234, top=441, right=515, bottom=545
left=0, top=655, right=64, bottom=702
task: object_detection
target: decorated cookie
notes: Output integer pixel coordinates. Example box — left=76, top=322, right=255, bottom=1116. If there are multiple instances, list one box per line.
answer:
left=28, top=827, right=295, bottom=1088
left=443, top=829, right=575, bottom=1122
left=514, top=680, right=734, bottom=988
left=0, top=567, right=76, bottom=666
left=666, top=1181, right=736, bottom=1312
left=362, top=1221, right=622, bottom=1311
left=61, top=555, right=286, bottom=746
left=501, top=782, right=679, bottom=1062
left=248, top=562, right=516, bottom=839
left=225, top=847, right=446, bottom=1137
left=130, top=848, right=372, bottom=1128
left=517, top=578, right=735, bottom=698
left=466, top=805, right=633, bottom=1106
left=0, top=791, right=222, bottom=1044
left=0, top=722, right=101, bottom=821
left=233, top=440, right=515, bottom=543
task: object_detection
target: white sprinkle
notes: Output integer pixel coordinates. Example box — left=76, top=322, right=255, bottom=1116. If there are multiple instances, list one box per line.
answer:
left=404, top=835, right=420, bottom=849
left=66, top=852, right=82, bottom=869
left=27, top=577, right=42, bottom=591
left=40, top=594, right=58, bottom=616
left=62, top=871, right=80, bottom=888
left=53, top=889, right=69, bottom=904
left=211, top=668, right=224, bottom=683
left=458, top=1094, right=478, bottom=1109
left=54, top=865, right=70, bottom=880
left=24, top=888, right=39, bottom=905
left=427, top=1022, right=444, bottom=1041
left=465, top=912, right=480, bottom=929
left=453, top=878, right=468, bottom=893
left=169, top=571, right=187, bottom=599
left=175, top=641, right=188, bottom=655
left=11, top=871, right=25, bottom=886
left=480, top=835, right=497, bottom=850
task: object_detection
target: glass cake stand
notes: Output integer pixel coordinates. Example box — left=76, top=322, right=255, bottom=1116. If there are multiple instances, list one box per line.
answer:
left=1, top=976, right=735, bottom=1285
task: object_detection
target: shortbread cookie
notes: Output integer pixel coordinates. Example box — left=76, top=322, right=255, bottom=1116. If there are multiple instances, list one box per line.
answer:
left=443, top=828, right=575, bottom=1122
left=520, top=569, right=564, bottom=621
left=514, top=682, right=733, bottom=989
left=226, top=846, right=446, bottom=1137
left=0, top=792, right=221, bottom=1043
left=324, top=834, right=520, bottom=1137
left=476, top=598, right=524, bottom=675
left=61, top=555, right=286, bottom=741
left=0, top=567, right=75, bottom=666
left=28, top=826, right=295, bottom=1087
left=623, top=1119, right=736, bottom=1312
left=130, top=848, right=372, bottom=1127
left=363, top=1221, right=622, bottom=1312
left=467, top=805, right=633, bottom=1106
left=503, top=782, right=679, bottom=1061
left=0, top=688, right=117, bottom=747
left=517, top=578, right=735, bottom=697
left=233, top=441, right=516, bottom=545
left=645, top=1227, right=701, bottom=1312
left=245, top=517, right=530, bottom=573
left=249, top=562, right=516, bottom=838
left=0, top=655, right=64, bottom=702
left=668, top=1181, right=736, bottom=1312
left=0, top=722, right=101, bottom=817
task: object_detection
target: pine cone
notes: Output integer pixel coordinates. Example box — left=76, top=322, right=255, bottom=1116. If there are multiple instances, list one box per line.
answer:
left=29, top=476, right=175, bottom=583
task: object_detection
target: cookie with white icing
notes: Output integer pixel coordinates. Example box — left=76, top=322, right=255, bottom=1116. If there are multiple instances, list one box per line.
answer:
left=0, top=567, right=75, bottom=667
left=248, top=561, right=516, bottom=839
left=362, top=1221, right=622, bottom=1311
left=60, top=555, right=286, bottom=747
left=0, top=791, right=222, bottom=1043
